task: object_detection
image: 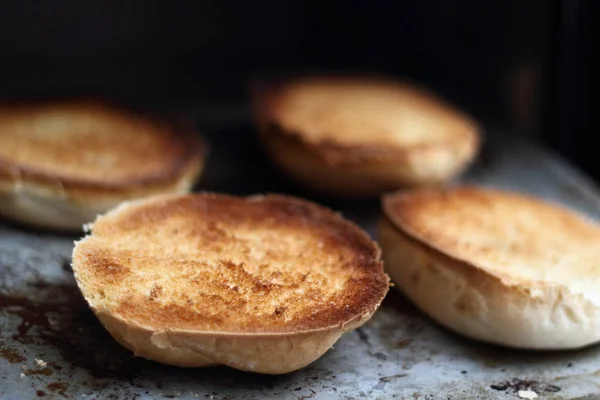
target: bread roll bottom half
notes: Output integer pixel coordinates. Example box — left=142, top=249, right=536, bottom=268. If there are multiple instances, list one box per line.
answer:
left=72, top=193, right=390, bottom=373
left=380, top=186, right=600, bottom=350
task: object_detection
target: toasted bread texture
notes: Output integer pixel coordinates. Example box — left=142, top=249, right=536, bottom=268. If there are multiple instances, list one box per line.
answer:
left=380, top=186, right=600, bottom=349
left=254, top=76, right=480, bottom=197
left=72, top=193, right=389, bottom=373
left=0, top=101, right=206, bottom=230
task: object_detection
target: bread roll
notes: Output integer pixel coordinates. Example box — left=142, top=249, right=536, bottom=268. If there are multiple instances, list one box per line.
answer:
left=72, top=193, right=389, bottom=374
left=380, top=186, right=600, bottom=349
left=253, top=76, right=480, bottom=198
left=0, top=101, right=206, bottom=230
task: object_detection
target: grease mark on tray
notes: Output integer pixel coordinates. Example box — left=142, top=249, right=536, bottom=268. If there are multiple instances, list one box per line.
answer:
left=380, top=373, right=409, bottom=382
left=355, top=327, right=371, bottom=347
left=490, top=378, right=561, bottom=394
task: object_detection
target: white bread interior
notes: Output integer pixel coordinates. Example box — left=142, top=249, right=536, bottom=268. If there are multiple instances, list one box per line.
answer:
left=380, top=187, right=600, bottom=349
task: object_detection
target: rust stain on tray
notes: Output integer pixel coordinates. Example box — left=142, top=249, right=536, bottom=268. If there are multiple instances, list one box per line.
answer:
left=0, top=281, right=130, bottom=380
left=0, top=344, right=25, bottom=364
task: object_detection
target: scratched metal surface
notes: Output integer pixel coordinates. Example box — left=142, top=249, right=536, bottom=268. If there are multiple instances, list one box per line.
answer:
left=2, top=128, right=600, bottom=400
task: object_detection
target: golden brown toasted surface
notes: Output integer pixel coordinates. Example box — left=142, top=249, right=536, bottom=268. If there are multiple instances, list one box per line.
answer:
left=382, top=187, right=600, bottom=289
left=0, top=101, right=203, bottom=190
left=258, top=76, right=478, bottom=155
left=73, top=193, right=389, bottom=333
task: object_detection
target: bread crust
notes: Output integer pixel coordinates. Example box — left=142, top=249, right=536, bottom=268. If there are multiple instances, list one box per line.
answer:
left=380, top=186, right=600, bottom=349
left=0, top=101, right=206, bottom=229
left=72, top=193, right=389, bottom=373
left=253, top=76, right=480, bottom=197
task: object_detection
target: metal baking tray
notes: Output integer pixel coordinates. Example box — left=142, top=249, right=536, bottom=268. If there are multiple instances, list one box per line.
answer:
left=2, top=126, right=600, bottom=399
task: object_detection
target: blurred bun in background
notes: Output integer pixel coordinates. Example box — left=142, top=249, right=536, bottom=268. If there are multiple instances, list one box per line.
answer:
left=0, top=101, right=206, bottom=230
left=253, top=76, right=480, bottom=198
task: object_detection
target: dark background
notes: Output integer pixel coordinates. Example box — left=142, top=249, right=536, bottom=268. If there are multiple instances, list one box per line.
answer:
left=0, top=1, right=597, bottom=180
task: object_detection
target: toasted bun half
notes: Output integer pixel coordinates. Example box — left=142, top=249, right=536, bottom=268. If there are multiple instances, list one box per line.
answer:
left=72, top=193, right=389, bottom=374
left=380, top=186, right=600, bottom=349
left=0, top=101, right=206, bottom=230
left=253, top=76, right=480, bottom=198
